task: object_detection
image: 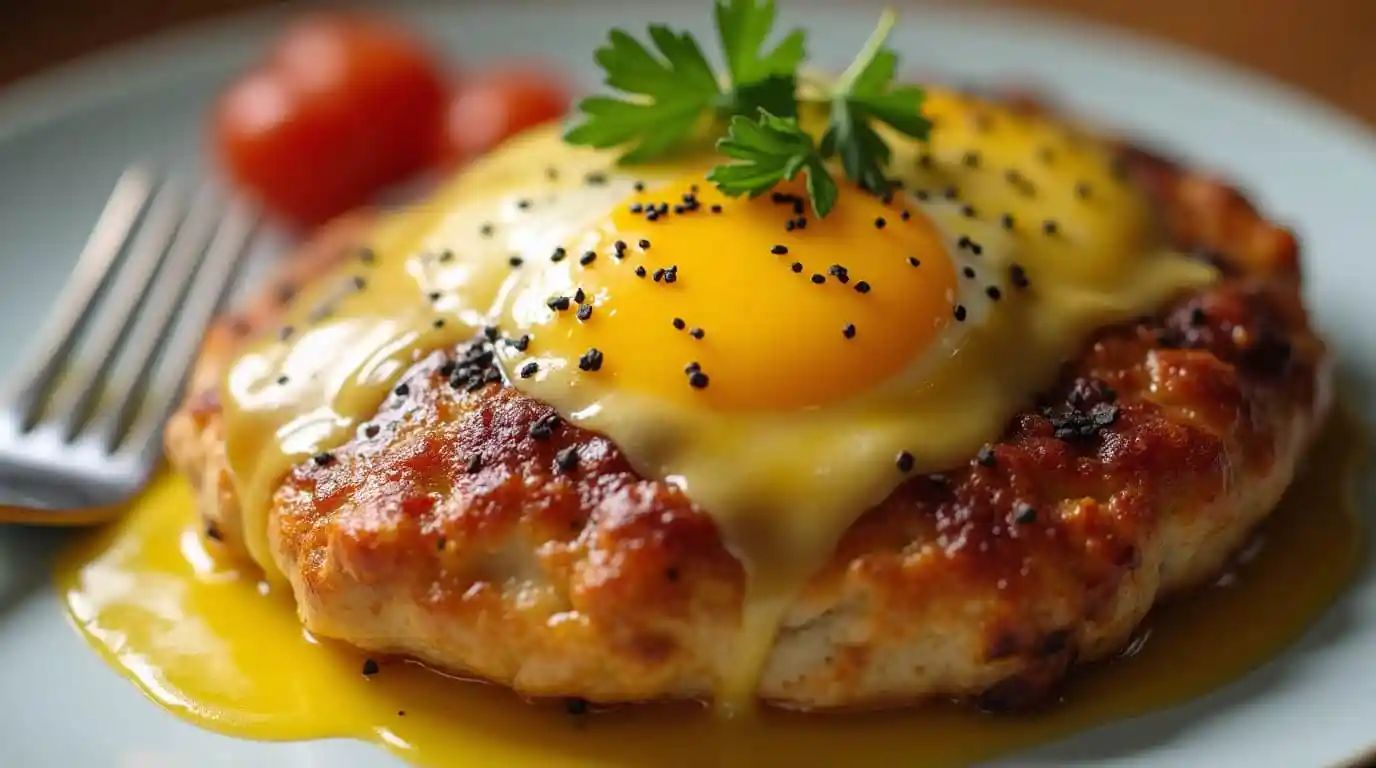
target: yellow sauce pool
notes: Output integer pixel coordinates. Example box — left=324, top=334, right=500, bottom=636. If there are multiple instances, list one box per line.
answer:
left=53, top=410, right=1364, bottom=767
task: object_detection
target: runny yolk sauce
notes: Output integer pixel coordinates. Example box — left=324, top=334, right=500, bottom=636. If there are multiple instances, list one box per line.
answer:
left=54, top=409, right=1364, bottom=767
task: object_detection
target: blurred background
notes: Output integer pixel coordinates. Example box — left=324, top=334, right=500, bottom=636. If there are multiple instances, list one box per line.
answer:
left=2, top=0, right=1374, bottom=126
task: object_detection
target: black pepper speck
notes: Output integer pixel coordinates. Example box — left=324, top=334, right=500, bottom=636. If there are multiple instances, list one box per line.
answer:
left=578, top=347, right=604, bottom=372
left=555, top=446, right=580, bottom=472
left=1010, top=264, right=1030, bottom=289
left=896, top=451, right=915, bottom=473
left=976, top=444, right=996, bottom=467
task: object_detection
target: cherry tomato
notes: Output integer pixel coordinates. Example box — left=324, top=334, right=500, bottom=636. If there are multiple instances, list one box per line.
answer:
left=212, top=14, right=449, bottom=227
left=436, top=68, right=571, bottom=167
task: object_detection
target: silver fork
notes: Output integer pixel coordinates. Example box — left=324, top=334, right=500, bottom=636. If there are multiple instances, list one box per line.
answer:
left=0, top=167, right=258, bottom=517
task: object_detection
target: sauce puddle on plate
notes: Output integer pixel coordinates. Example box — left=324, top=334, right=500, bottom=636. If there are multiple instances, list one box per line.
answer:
left=55, top=410, right=1365, bottom=768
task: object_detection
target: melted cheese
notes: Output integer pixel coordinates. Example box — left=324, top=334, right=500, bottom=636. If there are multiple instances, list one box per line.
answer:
left=55, top=409, right=1364, bottom=765
left=219, top=87, right=1216, bottom=708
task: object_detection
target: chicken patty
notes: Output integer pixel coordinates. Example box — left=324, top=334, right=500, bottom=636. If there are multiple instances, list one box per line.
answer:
left=166, top=115, right=1326, bottom=711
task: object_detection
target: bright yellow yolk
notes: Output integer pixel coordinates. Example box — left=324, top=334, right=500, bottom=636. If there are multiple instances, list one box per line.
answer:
left=512, top=177, right=957, bottom=411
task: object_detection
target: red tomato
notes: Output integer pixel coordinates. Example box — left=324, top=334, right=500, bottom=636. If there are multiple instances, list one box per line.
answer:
left=212, top=14, right=449, bottom=227
left=437, top=68, right=571, bottom=167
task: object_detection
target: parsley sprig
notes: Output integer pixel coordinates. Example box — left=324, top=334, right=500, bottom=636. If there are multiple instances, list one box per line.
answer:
left=563, top=0, right=804, bottom=162
left=564, top=3, right=930, bottom=217
left=820, top=11, right=932, bottom=197
left=711, top=110, right=838, bottom=215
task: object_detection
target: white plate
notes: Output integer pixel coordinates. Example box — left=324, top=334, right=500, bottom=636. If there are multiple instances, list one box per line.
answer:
left=1, top=2, right=1373, bottom=766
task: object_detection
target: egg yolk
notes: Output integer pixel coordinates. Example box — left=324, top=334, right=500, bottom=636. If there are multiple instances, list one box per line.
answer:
left=513, top=176, right=958, bottom=411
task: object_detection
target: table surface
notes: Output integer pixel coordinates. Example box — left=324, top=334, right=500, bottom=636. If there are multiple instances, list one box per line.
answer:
left=2, top=0, right=1375, bottom=127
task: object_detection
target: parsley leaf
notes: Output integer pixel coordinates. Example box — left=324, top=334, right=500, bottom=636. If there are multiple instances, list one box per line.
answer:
left=708, top=110, right=838, bottom=217
left=565, top=4, right=930, bottom=217
left=563, top=27, right=721, bottom=163
left=820, top=10, right=931, bottom=193
left=565, top=0, right=808, bottom=162
left=716, top=0, right=806, bottom=118
left=730, top=74, right=801, bottom=120
left=716, top=0, right=806, bottom=86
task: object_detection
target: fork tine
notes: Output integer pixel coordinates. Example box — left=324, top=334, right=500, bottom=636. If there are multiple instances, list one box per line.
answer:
left=87, top=182, right=220, bottom=451
left=101, top=190, right=259, bottom=452
left=58, top=179, right=188, bottom=441
left=10, top=167, right=154, bottom=429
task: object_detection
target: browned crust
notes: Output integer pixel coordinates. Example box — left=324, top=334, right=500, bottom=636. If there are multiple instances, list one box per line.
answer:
left=166, top=121, right=1325, bottom=710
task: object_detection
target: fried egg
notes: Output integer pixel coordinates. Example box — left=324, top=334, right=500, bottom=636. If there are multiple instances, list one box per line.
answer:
left=221, top=87, right=1216, bottom=705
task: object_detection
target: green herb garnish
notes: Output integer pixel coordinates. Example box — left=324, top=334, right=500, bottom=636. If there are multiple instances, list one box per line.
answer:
left=709, top=110, right=837, bottom=216
left=564, top=2, right=929, bottom=217
left=819, top=11, right=931, bottom=196
left=563, top=0, right=804, bottom=163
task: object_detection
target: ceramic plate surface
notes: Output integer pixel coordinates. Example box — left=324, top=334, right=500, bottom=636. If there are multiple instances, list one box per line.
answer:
left=0, top=2, right=1372, bottom=766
